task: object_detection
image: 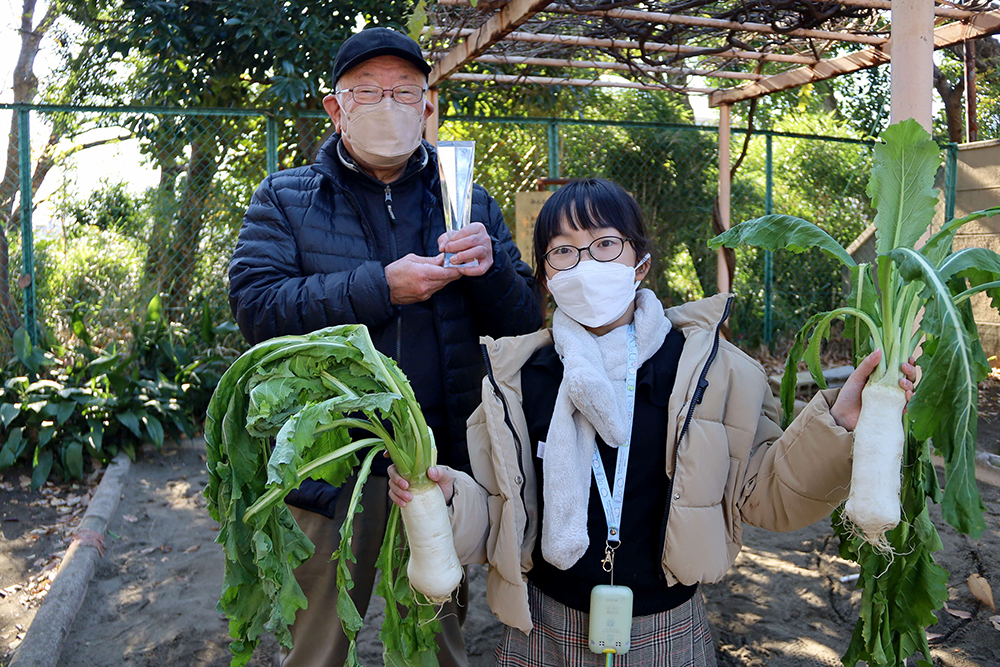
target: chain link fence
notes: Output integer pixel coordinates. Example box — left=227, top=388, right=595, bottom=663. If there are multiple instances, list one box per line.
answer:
left=0, top=104, right=956, bottom=360
left=439, top=116, right=911, bottom=351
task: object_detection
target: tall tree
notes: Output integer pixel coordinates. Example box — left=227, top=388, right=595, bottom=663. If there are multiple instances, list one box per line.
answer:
left=2, top=0, right=135, bottom=342
left=77, top=0, right=412, bottom=309
left=0, top=0, right=63, bottom=335
left=934, top=36, right=1000, bottom=142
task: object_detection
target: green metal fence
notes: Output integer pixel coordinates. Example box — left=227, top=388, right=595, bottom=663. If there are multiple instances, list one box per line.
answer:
left=438, top=115, right=901, bottom=350
left=0, top=103, right=957, bottom=358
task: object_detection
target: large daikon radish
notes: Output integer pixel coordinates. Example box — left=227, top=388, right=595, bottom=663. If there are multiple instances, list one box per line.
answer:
left=844, top=382, right=907, bottom=549
left=400, top=484, right=463, bottom=603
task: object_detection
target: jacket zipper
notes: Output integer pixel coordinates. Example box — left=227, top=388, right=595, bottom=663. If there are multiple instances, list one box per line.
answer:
left=481, top=344, right=529, bottom=538
left=326, top=180, right=375, bottom=258
left=657, top=296, right=733, bottom=577
left=385, top=184, right=403, bottom=362
left=315, top=157, right=407, bottom=357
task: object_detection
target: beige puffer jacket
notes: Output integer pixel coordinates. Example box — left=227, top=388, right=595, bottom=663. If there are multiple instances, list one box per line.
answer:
left=446, top=293, right=854, bottom=633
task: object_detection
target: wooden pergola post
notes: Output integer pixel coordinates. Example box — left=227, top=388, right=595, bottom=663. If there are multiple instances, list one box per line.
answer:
left=718, top=103, right=732, bottom=295
left=425, top=87, right=440, bottom=145
left=890, top=0, right=934, bottom=130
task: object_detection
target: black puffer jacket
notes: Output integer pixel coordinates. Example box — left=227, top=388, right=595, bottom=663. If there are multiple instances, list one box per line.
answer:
left=229, top=136, right=542, bottom=512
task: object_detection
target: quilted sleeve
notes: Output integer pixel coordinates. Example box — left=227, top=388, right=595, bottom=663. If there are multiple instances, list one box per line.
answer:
left=228, top=175, right=394, bottom=345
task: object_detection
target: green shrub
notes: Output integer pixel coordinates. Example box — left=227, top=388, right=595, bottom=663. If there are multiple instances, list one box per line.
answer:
left=35, top=227, right=147, bottom=347
left=64, top=180, right=147, bottom=237
left=0, top=296, right=238, bottom=487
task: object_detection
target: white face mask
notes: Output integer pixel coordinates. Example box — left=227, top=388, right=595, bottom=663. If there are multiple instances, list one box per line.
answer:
left=547, top=254, right=650, bottom=329
left=340, top=96, right=425, bottom=168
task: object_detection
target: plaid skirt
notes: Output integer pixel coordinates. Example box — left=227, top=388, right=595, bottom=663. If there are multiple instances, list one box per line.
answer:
left=495, top=581, right=717, bottom=667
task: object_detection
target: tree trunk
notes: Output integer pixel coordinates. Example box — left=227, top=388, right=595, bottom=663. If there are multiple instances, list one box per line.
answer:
left=294, top=116, right=324, bottom=166
left=141, top=162, right=182, bottom=302
left=0, top=1, right=61, bottom=340
left=164, top=130, right=219, bottom=310
left=8, top=128, right=61, bottom=230
left=0, top=110, right=23, bottom=335
left=688, top=232, right=719, bottom=300
left=933, top=65, right=966, bottom=143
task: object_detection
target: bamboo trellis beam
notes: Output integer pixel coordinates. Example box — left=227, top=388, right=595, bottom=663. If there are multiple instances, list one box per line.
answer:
left=424, top=51, right=766, bottom=80
left=709, top=48, right=889, bottom=105
left=441, top=0, right=977, bottom=17
left=828, top=0, right=977, bottom=19
left=709, top=7, right=1000, bottom=106
left=436, top=0, right=888, bottom=45
left=447, top=71, right=716, bottom=93
left=429, top=0, right=557, bottom=85
left=428, top=27, right=821, bottom=64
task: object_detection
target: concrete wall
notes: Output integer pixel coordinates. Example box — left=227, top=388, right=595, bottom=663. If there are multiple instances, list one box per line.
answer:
left=955, top=139, right=1000, bottom=367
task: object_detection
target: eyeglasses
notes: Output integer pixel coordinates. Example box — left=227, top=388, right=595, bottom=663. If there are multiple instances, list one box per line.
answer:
left=335, top=84, right=426, bottom=105
left=544, top=236, right=633, bottom=271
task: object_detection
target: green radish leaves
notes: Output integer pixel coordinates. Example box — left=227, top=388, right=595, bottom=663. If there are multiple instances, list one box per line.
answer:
left=889, top=248, right=987, bottom=538
left=921, top=205, right=1000, bottom=266
left=777, top=306, right=880, bottom=428
left=711, top=119, right=993, bottom=667
left=939, top=246, right=1000, bottom=311
left=709, top=214, right=857, bottom=267
left=334, top=448, right=382, bottom=667
left=205, top=325, right=442, bottom=666
left=868, top=121, right=941, bottom=256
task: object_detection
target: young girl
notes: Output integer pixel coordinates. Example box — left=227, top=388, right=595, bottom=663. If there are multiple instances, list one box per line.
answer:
left=389, top=178, right=915, bottom=666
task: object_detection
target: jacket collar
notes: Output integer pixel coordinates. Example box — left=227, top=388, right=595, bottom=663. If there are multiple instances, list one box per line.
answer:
left=482, top=293, right=732, bottom=385
left=314, top=133, right=430, bottom=185
left=481, top=329, right=553, bottom=384
left=665, top=292, right=733, bottom=337
left=336, top=135, right=429, bottom=184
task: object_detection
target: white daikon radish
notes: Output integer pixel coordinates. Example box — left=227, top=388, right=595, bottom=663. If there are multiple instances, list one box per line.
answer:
left=844, top=381, right=907, bottom=550
left=400, top=483, right=463, bottom=603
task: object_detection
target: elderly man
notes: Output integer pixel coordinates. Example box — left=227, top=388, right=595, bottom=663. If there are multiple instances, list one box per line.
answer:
left=228, top=27, right=542, bottom=667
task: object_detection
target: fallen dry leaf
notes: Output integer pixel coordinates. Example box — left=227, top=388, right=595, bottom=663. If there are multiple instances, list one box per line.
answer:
left=183, top=544, right=200, bottom=554
left=945, top=602, right=973, bottom=620
left=990, top=615, right=1000, bottom=631
left=969, top=573, right=995, bottom=612
left=139, top=544, right=172, bottom=556
left=122, top=514, right=139, bottom=523
left=926, top=631, right=943, bottom=643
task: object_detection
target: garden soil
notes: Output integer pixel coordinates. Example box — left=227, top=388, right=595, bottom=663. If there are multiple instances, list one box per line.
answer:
left=2, top=432, right=999, bottom=667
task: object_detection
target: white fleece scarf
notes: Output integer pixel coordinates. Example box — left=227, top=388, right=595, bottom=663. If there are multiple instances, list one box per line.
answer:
left=541, top=289, right=671, bottom=570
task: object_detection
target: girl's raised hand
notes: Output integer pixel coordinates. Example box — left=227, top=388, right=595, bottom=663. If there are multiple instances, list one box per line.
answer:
left=388, top=464, right=455, bottom=508
left=829, top=350, right=917, bottom=431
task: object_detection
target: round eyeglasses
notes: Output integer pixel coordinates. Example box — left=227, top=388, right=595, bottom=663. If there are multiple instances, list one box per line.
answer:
left=543, top=235, right=633, bottom=271
left=335, top=84, right=426, bottom=105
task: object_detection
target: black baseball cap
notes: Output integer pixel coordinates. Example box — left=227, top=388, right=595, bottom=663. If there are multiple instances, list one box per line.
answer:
left=332, top=28, right=432, bottom=86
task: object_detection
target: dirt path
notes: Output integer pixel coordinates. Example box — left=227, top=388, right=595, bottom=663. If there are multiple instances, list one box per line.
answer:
left=3, top=437, right=999, bottom=667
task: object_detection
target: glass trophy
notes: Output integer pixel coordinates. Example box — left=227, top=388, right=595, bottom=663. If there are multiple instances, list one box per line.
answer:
left=437, top=140, right=479, bottom=268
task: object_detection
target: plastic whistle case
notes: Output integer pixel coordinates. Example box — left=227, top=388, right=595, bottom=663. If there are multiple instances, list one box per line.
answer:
left=588, top=585, right=633, bottom=655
